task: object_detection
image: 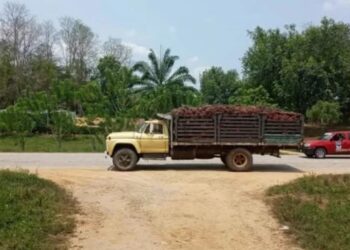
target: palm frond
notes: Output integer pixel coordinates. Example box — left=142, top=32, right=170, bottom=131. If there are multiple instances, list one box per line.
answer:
left=168, top=66, right=196, bottom=84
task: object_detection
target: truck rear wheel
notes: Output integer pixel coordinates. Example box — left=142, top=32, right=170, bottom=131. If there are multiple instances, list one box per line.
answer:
left=113, top=148, right=138, bottom=171
left=225, top=148, right=252, bottom=172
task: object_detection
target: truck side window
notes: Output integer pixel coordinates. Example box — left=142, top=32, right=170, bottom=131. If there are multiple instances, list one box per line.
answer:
left=153, top=124, right=163, bottom=134
left=144, top=124, right=151, bottom=134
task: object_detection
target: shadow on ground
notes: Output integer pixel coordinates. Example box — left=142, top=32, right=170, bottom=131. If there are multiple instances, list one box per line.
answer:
left=300, top=156, right=350, bottom=160
left=109, top=163, right=302, bottom=173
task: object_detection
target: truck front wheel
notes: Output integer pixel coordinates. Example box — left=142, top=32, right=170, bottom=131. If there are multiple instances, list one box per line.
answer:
left=113, top=148, right=138, bottom=171
left=225, top=148, right=252, bottom=172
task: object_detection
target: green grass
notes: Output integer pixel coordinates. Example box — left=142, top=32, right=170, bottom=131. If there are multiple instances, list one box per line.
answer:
left=267, top=174, right=350, bottom=250
left=0, top=135, right=105, bottom=152
left=0, top=170, right=77, bottom=250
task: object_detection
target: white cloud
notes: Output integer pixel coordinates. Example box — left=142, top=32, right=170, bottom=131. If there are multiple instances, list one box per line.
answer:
left=323, top=0, right=350, bottom=11
left=122, top=42, right=149, bottom=59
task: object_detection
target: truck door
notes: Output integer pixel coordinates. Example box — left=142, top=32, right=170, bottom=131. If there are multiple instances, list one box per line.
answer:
left=140, top=123, right=168, bottom=153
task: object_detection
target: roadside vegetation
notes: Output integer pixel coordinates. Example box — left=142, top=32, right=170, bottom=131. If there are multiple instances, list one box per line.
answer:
left=0, top=135, right=105, bottom=152
left=267, top=174, right=350, bottom=250
left=0, top=170, right=77, bottom=249
left=0, top=1, right=349, bottom=152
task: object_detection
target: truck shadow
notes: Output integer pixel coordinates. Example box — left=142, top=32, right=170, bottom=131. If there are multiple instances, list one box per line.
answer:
left=125, top=163, right=302, bottom=173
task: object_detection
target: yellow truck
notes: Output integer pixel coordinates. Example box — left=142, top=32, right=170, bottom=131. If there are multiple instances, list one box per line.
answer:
left=106, top=106, right=303, bottom=171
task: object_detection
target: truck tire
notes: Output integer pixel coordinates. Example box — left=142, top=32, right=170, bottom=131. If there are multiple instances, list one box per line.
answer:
left=225, top=148, right=252, bottom=172
left=113, top=148, right=138, bottom=171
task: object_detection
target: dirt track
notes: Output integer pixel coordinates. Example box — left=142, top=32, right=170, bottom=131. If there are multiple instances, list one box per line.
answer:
left=37, top=168, right=300, bottom=250
left=2, top=154, right=350, bottom=250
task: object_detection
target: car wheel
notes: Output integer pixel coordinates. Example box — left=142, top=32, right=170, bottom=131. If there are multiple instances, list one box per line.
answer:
left=314, top=148, right=326, bottom=159
left=113, top=148, right=138, bottom=171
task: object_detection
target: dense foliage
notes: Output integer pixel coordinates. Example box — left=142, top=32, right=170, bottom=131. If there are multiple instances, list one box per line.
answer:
left=242, top=18, right=350, bottom=118
left=306, top=101, right=342, bottom=126
left=1, top=1, right=349, bottom=145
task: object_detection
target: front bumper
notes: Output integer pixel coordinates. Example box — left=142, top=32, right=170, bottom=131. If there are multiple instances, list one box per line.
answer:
left=105, top=139, right=113, bottom=156
left=302, top=147, right=315, bottom=156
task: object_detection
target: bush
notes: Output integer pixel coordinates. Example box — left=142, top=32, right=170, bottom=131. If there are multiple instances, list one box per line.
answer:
left=0, top=107, right=35, bottom=150
left=229, top=85, right=276, bottom=107
left=306, top=101, right=341, bottom=126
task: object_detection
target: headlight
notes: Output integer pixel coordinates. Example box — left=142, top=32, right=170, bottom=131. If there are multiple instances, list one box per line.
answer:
left=303, top=143, right=310, bottom=148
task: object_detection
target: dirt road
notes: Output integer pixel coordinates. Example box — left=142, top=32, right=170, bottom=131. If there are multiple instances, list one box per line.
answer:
left=1, top=154, right=350, bottom=250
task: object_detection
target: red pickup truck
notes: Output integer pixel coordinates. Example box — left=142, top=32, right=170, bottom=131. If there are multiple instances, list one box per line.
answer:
left=302, top=131, right=350, bottom=158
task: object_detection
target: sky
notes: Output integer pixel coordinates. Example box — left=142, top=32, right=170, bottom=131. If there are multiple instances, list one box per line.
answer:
left=1, top=0, right=350, bottom=85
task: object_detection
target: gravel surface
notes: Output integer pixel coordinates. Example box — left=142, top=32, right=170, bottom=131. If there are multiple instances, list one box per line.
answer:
left=1, top=153, right=350, bottom=250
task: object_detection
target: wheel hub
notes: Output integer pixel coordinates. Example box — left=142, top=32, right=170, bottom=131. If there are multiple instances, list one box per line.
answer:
left=233, top=153, right=247, bottom=167
left=118, top=154, right=131, bottom=166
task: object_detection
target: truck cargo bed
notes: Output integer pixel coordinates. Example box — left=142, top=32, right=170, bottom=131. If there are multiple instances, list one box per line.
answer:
left=172, top=113, right=303, bottom=147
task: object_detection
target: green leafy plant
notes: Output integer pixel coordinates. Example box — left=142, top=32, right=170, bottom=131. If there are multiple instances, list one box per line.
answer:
left=51, top=111, right=75, bottom=150
left=229, top=85, right=276, bottom=107
left=0, top=107, right=35, bottom=151
left=306, top=101, right=341, bottom=126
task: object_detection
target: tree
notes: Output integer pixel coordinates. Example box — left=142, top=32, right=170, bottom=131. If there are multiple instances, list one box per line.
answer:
left=243, top=19, right=350, bottom=116
left=0, top=41, right=14, bottom=108
left=95, top=56, right=135, bottom=116
left=132, top=48, right=198, bottom=116
left=229, top=85, right=275, bottom=106
left=59, top=17, right=97, bottom=83
left=51, top=111, right=74, bottom=150
left=200, top=67, right=241, bottom=104
left=133, top=48, right=196, bottom=91
left=15, top=91, right=57, bottom=132
left=306, top=101, right=341, bottom=126
left=0, top=107, right=35, bottom=151
left=0, top=1, right=41, bottom=103
left=77, top=82, right=107, bottom=116
left=102, top=38, right=132, bottom=65
left=51, top=80, right=79, bottom=112
left=37, top=20, right=57, bottom=61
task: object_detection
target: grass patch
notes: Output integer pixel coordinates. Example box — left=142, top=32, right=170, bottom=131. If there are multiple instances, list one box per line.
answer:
left=0, top=170, right=77, bottom=249
left=0, top=135, right=105, bottom=152
left=267, top=174, right=350, bottom=250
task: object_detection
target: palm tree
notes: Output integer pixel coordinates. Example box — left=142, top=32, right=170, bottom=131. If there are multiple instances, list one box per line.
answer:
left=132, top=48, right=196, bottom=91
left=131, top=48, right=200, bottom=116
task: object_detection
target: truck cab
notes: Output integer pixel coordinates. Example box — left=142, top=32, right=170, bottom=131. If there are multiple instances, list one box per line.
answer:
left=302, top=131, right=350, bottom=158
left=106, top=119, right=169, bottom=170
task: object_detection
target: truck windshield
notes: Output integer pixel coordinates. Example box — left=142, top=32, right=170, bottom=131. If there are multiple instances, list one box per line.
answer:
left=319, top=133, right=332, bottom=140
left=137, top=123, right=148, bottom=133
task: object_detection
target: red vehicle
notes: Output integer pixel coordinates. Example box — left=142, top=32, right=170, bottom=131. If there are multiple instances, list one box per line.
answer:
left=302, top=131, right=350, bottom=158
